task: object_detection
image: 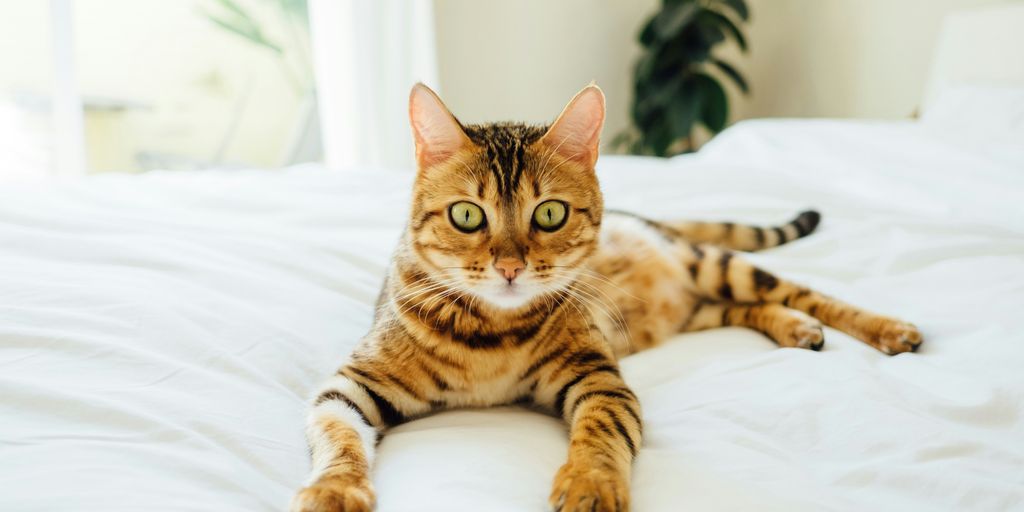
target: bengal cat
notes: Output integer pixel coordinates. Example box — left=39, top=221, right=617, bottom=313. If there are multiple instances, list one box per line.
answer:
left=289, top=84, right=922, bottom=512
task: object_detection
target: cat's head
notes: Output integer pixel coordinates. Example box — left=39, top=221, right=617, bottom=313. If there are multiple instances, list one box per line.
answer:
left=405, top=83, right=605, bottom=311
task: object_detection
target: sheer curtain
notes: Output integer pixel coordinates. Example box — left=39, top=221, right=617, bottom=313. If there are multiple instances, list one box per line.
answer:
left=309, top=0, right=439, bottom=170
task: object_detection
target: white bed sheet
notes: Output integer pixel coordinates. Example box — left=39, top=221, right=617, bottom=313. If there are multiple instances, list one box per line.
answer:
left=1, top=119, right=1022, bottom=511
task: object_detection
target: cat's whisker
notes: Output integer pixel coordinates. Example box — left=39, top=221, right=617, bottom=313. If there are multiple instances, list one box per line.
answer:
left=552, top=265, right=647, bottom=304
left=544, top=150, right=584, bottom=178
left=555, top=289, right=596, bottom=347
left=411, top=282, right=465, bottom=325
left=566, top=284, right=628, bottom=340
left=546, top=270, right=631, bottom=344
left=539, top=134, right=573, bottom=176
left=446, top=154, right=481, bottom=193
left=560, top=273, right=631, bottom=323
left=424, top=289, right=463, bottom=329
left=568, top=280, right=627, bottom=327
left=391, top=276, right=463, bottom=320
left=392, top=280, right=453, bottom=303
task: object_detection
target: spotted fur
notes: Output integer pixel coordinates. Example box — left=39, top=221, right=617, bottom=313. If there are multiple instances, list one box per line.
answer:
left=290, top=84, right=922, bottom=512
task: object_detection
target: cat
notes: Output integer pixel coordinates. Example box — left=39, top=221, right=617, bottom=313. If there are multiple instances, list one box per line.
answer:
left=289, top=84, right=922, bottom=512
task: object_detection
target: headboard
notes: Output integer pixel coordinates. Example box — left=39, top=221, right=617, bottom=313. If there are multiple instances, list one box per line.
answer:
left=922, top=2, right=1024, bottom=110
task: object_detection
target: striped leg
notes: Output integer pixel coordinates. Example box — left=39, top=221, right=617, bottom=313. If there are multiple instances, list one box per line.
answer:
left=535, top=348, right=642, bottom=512
left=682, top=302, right=824, bottom=350
left=291, top=361, right=421, bottom=512
left=685, top=244, right=923, bottom=354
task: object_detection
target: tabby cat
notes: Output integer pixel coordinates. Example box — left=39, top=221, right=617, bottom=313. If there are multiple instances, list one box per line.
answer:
left=289, top=84, right=922, bottom=512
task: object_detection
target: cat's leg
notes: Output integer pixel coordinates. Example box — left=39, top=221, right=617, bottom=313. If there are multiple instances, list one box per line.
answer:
left=533, top=344, right=642, bottom=512
left=683, top=244, right=922, bottom=354
left=681, top=301, right=824, bottom=350
left=291, top=360, right=425, bottom=512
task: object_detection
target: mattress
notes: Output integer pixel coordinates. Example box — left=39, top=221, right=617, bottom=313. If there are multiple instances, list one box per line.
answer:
left=1, top=119, right=1022, bottom=511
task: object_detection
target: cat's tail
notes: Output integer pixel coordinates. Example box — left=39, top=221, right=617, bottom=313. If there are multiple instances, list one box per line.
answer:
left=658, top=210, right=821, bottom=252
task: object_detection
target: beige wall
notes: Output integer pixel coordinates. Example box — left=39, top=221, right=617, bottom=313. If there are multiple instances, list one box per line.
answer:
left=731, top=0, right=1012, bottom=120
left=434, top=0, right=659, bottom=139
left=434, top=0, right=1013, bottom=145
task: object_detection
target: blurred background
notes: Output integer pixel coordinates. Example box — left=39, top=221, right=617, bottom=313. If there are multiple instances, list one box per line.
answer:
left=0, top=0, right=1012, bottom=178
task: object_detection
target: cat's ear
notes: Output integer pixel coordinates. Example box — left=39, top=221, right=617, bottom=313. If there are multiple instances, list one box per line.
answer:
left=409, top=83, right=471, bottom=169
left=538, top=84, right=606, bottom=168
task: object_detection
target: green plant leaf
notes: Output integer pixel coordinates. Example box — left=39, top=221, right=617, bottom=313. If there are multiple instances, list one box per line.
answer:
left=638, top=17, right=658, bottom=46
left=703, top=10, right=747, bottom=51
left=648, top=116, right=675, bottom=156
left=696, top=74, right=729, bottom=132
left=213, top=0, right=250, bottom=18
left=711, top=59, right=748, bottom=93
left=640, top=74, right=684, bottom=111
left=654, top=2, right=701, bottom=39
left=718, top=0, right=749, bottom=21
left=667, top=83, right=703, bottom=141
left=634, top=73, right=684, bottom=123
left=276, top=0, right=308, bottom=18
left=206, top=14, right=283, bottom=53
left=695, top=12, right=726, bottom=47
left=635, top=51, right=658, bottom=83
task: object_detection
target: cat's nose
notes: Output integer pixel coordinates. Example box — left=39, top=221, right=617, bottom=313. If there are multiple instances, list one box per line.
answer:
left=494, top=257, right=526, bottom=282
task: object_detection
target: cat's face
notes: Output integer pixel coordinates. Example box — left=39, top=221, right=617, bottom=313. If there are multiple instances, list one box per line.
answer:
left=406, top=84, right=605, bottom=310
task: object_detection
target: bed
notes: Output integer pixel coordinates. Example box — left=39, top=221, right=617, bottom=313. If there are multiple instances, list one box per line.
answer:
left=3, top=9, right=1024, bottom=512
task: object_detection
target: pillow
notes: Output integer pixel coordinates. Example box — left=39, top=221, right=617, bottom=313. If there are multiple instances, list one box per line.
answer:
left=919, top=85, right=1024, bottom=168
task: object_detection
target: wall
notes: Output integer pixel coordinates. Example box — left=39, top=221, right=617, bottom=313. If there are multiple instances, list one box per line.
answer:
left=434, top=0, right=1013, bottom=145
left=730, top=0, right=1012, bottom=120
left=434, top=0, right=659, bottom=140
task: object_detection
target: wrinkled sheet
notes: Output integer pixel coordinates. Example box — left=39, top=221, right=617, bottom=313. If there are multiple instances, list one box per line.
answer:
left=1, top=119, right=1022, bottom=511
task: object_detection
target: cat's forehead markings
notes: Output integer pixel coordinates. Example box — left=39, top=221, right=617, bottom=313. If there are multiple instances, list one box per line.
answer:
left=464, top=122, right=548, bottom=199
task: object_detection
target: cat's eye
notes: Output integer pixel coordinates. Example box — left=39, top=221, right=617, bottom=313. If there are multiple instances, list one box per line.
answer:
left=449, top=201, right=486, bottom=232
left=533, top=200, right=568, bottom=232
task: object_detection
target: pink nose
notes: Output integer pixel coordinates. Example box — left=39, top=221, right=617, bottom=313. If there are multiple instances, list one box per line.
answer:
left=494, top=257, right=526, bottom=282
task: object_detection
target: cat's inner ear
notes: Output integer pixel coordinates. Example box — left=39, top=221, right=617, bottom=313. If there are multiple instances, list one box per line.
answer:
left=409, top=83, right=471, bottom=169
left=538, top=85, right=606, bottom=168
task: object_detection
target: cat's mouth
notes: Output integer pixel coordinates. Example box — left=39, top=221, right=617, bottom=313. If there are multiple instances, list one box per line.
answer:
left=497, top=283, right=521, bottom=296
left=472, top=279, right=542, bottom=310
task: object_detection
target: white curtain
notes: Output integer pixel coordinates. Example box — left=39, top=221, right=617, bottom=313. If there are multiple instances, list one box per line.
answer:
left=308, top=0, right=439, bottom=170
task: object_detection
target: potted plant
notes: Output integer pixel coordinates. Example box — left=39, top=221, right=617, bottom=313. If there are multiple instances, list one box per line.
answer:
left=613, top=0, right=750, bottom=156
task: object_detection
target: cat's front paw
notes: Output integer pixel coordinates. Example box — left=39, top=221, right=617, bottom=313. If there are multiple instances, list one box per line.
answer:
left=549, top=460, right=629, bottom=512
left=874, top=321, right=923, bottom=355
left=290, top=474, right=375, bottom=512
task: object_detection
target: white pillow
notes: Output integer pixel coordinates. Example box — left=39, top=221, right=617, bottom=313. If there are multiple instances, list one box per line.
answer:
left=920, top=85, right=1024, bottom=168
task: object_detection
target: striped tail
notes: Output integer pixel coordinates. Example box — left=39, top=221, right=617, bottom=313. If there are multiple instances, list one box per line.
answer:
left=660, top=210, right=821, bottom=251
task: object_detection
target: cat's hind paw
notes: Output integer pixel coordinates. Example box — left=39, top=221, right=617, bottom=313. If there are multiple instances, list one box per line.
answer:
left=773, top=310, right=825, bottom=351
left=875, top=321, right=923, bottom=355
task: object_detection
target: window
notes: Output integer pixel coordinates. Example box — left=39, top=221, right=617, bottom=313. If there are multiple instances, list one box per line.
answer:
left=0, top=0, right=320, bottom=178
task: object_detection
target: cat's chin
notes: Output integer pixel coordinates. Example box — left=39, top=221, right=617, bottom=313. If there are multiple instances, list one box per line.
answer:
left=474, top=283, right=545, bottom=311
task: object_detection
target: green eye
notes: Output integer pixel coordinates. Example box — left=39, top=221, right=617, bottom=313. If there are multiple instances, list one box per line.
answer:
left=449, top=201, right=486, bottom=232
left=533, top=200, right=568, bottom=231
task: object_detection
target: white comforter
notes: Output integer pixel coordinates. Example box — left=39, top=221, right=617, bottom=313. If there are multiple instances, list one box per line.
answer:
left=1, top=120, right=1022, bottom=511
